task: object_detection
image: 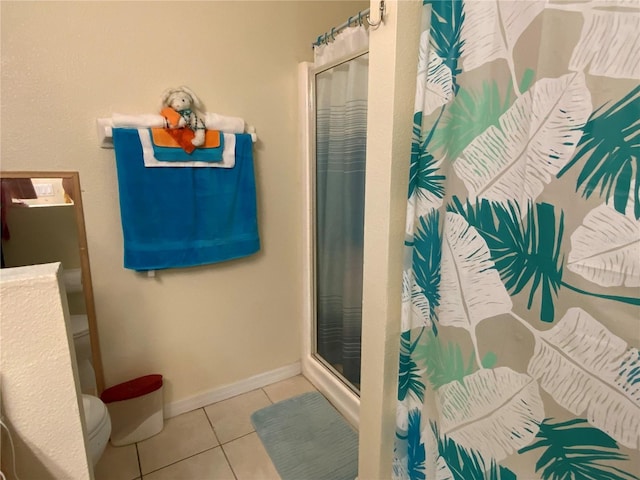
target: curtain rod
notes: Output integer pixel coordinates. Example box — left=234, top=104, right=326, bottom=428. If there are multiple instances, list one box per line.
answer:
left=312, top=1, right=385, bottom=48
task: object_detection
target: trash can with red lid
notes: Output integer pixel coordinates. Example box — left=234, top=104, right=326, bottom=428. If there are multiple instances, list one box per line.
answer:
left=100, top=374, right=164, bottom=446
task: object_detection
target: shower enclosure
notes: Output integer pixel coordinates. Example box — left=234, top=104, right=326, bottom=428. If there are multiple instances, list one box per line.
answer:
left=300, top=42, right=369, bottom=426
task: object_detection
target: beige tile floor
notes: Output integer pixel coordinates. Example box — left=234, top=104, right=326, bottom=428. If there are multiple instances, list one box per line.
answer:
left=94, top=375, right=317, bottom=480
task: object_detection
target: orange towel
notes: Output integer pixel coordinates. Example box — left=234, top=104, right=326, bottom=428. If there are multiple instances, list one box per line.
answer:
left=151, top=129, right=221, bottom=149
left=159, top=107, right=194, bottom=152
left=158, top=107, right=221, bottom=153
left=167, top=129, right=196, bottom=153
left=160, top=107, right=183, bottom=128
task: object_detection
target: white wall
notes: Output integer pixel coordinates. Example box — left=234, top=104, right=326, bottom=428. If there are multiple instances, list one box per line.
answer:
left=0, top=263, right=91, bottom=480
left=359, top=1, right=422, bottom=478
left=1, top=1, right=367, bottom=406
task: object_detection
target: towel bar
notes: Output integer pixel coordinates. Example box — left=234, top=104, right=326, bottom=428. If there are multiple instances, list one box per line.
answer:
left=96, top=118, right=257, bottom=149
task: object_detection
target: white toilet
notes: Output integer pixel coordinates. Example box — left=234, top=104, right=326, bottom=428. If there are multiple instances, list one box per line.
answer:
left=82, top=394, right=111, bottom=466
left=70, top=314, right=98, bottom=395
left=70, top=314, right=110, bottom=465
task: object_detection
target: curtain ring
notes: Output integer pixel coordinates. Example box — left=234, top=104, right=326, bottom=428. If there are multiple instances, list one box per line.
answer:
left=324, top=32, right=328, bottom=44
left=348, top=16, right=352, bottom=27
left=358, top=11, right=362, bottom=26
left=366, top=0, right=385, bottom=28
left=331, top=27, right=336, bottom=40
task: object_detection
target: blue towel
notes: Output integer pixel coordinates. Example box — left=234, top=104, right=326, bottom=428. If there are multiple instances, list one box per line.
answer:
left=113, top=128, right=260, bottom=271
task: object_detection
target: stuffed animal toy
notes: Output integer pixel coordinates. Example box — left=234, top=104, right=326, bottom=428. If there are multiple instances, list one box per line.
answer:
left=160, top=86, right=206, bottom=148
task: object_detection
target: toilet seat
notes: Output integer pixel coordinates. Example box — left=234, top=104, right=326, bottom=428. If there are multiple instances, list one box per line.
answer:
left=82, top=394, right=111, bottom=466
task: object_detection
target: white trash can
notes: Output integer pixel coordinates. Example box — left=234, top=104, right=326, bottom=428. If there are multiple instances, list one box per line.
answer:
left=101, top=374, right=164, bottom=446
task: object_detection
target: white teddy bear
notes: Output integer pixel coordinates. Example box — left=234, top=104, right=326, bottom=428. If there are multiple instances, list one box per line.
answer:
left=161, top=86, right=206, bottom=147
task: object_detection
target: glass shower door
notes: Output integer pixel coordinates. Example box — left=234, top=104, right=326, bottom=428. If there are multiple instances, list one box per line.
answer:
left=314, top=51, right=369, bottom=392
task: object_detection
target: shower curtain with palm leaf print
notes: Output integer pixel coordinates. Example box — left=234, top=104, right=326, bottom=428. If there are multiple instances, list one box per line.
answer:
left=393, top=1, right=640, bottom=479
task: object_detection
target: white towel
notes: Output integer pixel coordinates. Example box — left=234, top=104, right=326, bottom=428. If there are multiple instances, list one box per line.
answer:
left=138, top=129, right=236, bottom=168
left=203, top=113, right=245, bottom=133
left=112, top=112, right=245, bottom=133
left=112, top=113, right=167, bottom=128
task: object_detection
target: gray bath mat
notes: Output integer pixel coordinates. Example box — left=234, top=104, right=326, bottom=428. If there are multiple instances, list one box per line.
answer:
left=251, top=391, right=358, bottom=480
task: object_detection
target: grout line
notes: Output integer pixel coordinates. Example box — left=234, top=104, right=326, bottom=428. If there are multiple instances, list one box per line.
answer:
left=134, top=443, right=142, bottom=479
left=220, top=425, right=279, bottom=475
left=200, top=400, right=267, bottom=445
left=141, top=445, right=220, bottom=476
left=140, top=410, right=223, bottom=476
left=203, top=406, right=214, bottom=428
left=201, top=407, right=220, bottom=446
left=262, top=387, right=275, bottom=404
left=221, top=429, right=257, bottom=446
left=219, top=443, right=239, bottom=480
left=198, top=387, right=270, bottom=413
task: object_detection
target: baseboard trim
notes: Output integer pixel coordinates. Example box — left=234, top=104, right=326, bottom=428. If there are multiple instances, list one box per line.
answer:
left=164, top=362, right=302, bottom=419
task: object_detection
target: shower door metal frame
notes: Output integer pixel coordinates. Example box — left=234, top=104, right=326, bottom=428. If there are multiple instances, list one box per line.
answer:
left=308, top=47, right=369, bottom=399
